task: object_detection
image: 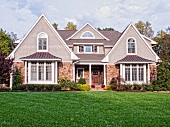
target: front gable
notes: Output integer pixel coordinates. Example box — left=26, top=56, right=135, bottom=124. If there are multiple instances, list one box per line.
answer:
left=10, top=14, right=78, bottom=62
left=102, top=23, right=159, bottom=64
left=67, top=23, right=109, bottom=40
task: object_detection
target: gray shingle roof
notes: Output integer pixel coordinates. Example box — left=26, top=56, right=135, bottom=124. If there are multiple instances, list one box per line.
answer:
left=117, top=55, right=154, bottom=63
left=20, top=52, right=61, bottom=60
left=76, top=54, right=105, bottom=61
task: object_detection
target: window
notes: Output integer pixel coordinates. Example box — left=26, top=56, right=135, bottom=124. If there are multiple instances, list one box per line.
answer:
left=125, top=65, right=130, bottom=81
left=30, top=62, right=52, bottom=82
left=78, top=45, right=98, bottom=53
left=37, top=32, right=48, bottom=51
left=77, top=68, right=84, bottom=78
left=124, top=64, right=145, bottom=83
left=81, top=31, right=94, bottom=38
left=31, top=62, right=37, bottom=81
left=85, top=46, right=92, bottom=52
left=128, top=38, right=136, bottom=53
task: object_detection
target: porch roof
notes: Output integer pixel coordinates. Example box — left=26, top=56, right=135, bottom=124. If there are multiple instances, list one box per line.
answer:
left=20, top=52, right=61, bottom=61
left=76, top=54, right=105, bottom=61
left=116, top=55, right=155, bottom=64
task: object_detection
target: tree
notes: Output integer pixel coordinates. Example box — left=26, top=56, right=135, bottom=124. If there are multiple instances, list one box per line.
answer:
left=135, top=21, right=154, bottom=38
left=64, top=22, right=77, bottom=30
left=152, top=28, right=170, bottom=88
left=0, top=51, right=13, bottom=84
left=0, top=29, right=15, bottom=56
left=13, top=67, right=22, bottom=87
left=52, top=23, right=58, bottom=30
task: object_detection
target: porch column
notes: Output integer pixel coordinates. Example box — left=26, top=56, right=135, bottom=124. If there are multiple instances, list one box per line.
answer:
left=104, top=64, right=106, bottom=85
left=89, top=64, right=92, bottom=85
left=72, top=63, right=75, bottom=82
left=55, top=61, right=58, bottom=84
left=144, top=64, right=146, bottom=83
left=148, top=64, right=150, bottom=84
left=9, top=65, right=13, bottom=88
left=24, top=61, right=27, bottom=84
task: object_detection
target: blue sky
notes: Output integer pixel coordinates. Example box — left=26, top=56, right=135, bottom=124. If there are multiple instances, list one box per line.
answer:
left=0, top=0, right=170, bottom=38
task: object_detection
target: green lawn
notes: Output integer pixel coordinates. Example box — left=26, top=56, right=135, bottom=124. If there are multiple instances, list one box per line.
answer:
left=0, top=92, right=169, bottom=127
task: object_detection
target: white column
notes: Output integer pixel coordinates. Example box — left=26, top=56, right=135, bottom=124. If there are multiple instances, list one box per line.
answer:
left=24, top=61, right=27, bottom=84
left=104, top=64, right=106, bottom=85
left=9, top=65, right=13, bottom=88
left=89, top=64, right=92, bottom=85
left=72, top=63, right=75, bottom=82
left=36, top=62, right=39, bottom=81
left=44, top=62, right=46, bottom=81
left=55, top=62, right=58, bottom=84
left=144, top=64, right=146, bottom=83
left=148, top=64, right=150, bottom=84
left=52, top=62, right=54, bottom=83
left=120, top=64, right=122, bottom=78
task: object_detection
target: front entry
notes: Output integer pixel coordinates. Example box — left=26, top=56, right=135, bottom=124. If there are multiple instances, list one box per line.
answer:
left=91, top=65, right=104, bottom=85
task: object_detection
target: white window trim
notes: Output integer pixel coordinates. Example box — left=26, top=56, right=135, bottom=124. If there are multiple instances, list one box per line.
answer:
left=126, top=37, right=137, bottom=55
left=122, top=64, right=146, bottom=84
left=84, top=45, right=92, bottom=53
left=78, top=45, right=98, bottom=53
left=28, top=61, right=55, bottom=84
left=37, top=32, right=48, bottom=52
left=80, top=31, right=95, bottom=39
left=77, top=68, right=84, bottom=79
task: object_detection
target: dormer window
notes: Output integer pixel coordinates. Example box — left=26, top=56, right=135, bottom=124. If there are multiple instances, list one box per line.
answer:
left=37, top=32, right=48, bottom=52
left=81, top=31, right=95, bottom=38
left=127, top=38, right=136, bottom=54
left=78, top=45, right=98, bottom=53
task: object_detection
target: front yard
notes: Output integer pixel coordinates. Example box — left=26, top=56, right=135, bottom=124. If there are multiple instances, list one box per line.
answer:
left=0, top=92, right=169, bottom=127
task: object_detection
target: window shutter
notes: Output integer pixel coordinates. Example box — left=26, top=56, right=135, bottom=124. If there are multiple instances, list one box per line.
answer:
left=93, top=45, right=97, bottom=52
left=79, top=45, right=84, bottom=52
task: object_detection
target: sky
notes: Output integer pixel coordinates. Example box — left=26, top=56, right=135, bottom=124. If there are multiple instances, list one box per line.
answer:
left=0, top=0, right=170, bottom=38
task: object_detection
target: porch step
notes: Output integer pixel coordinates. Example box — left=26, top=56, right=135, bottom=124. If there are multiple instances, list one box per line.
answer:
left=90, top=86, right=106, bottom=91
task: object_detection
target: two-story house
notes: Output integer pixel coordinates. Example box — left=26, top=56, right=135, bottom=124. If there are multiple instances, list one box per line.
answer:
left=8, top=14, right=159, bottom=87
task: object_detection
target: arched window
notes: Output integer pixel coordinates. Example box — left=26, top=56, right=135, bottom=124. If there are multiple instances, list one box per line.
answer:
left=81, top=31, right=95, bottom=38
left=37, top=32, right=48, bottom=51
left=127, top=38, right=136, bottom=54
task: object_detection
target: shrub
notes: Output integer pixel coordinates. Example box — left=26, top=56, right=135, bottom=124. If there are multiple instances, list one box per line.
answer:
left=145, top=85, right=153, bottom=91
left=34, top=85, right=44, bottom=91
left=76, top=84, right=90, bottom=91
left=107, top=85, right=116, bottom=90
left=53, top=85, right=61, bottom=91
left=12, top=85, right=26, bottom=90
left=58, top=77, right=72, bottom=88
left=123, top=85, right=132, bottom=91
left=133, top=84, right=142, bottom=90
left=154, top=86, right=161, bottom=91
left=45, top=85, right=54, bottom=91
left=161, top=87, right=167, bottom=91
left=13, top=67, right=22, bottom=87
left=78, top=78, right=86, bottom=84
left=0, top=87, right=11, bottom=91
left=26, top=85, right=35, bottom=90
left=167, top=86, right=170, bottom=91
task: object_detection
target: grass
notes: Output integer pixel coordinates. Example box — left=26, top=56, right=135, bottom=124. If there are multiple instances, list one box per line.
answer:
left=0, top=92, right=170, bottom=127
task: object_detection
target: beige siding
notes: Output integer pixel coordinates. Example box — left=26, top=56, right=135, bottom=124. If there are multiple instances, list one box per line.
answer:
left=105, top=47, right=112, bottom=55
left=14, top=17, right=72, bottom=62
left=108, top=25, right=156, bottom=64
left=98, top=45, right=104, bottom=54
left=72, top=25, right=104, bottom=39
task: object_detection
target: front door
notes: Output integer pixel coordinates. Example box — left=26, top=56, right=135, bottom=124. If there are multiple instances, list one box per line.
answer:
left=91, top=65, right=104, bottom=85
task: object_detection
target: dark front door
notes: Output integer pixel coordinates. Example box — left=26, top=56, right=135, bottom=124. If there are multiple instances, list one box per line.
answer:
left=91, top=65, right=104, bottom=85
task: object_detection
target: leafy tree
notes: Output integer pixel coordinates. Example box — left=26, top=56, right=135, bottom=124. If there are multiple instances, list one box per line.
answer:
left=135, top=21, right=154, bottom=38
left=153, top=28, right=170, bottom=88
left=64, top=22, right=77, bottom=30
left=0, top=29, right=15, bottom=56
left=0, top=51, right=13, bottom=84
left=13, top=67, right=22, bottom=87
left=52, top=23, right=58, bottom=30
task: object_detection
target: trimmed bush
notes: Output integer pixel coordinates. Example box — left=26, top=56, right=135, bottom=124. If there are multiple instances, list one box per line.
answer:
left=0, top=87, right=11, bottom=91
left=78, top=78, right=86, bottom=84
left=76, top=84, right=90, bottom=91
left=154, top=86, right=161, bottom=91
left=161, top=87, right=167, bottom=91
left=107, top=85, right=116, bottom=90
left=145, top=85, right=153, bottom=91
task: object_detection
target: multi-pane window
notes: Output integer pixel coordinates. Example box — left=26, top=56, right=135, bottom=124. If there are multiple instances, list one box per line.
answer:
left=128, top=38, right=135, bottom=53
left=79, top=45, right=98, bottom=53
left=132, top=65, right=137, bottom=81
left=77, top=68, right=84, bottom=78
left=124, top=64, right=144, bottom=82
left=81, top=31, right=94, bottom=38
left=30, top=62, right=52, bottom=81
left=38, top=32, right=48, bottom=51
left=31, top=62, right=37, bottom=80
left=46, top=62, right=52, bottom=81
left=138, top=65, right=144, bottom=81
left=125, top=65, right=130, bottom=81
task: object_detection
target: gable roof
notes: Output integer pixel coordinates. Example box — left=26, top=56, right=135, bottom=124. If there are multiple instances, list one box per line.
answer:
left=102, top=23, right=160, bottom=62
left=116, top=55, right=154, bottom=64
left=20, top=52, right=61, bottom=61
left=8, top=14, right=79, bottom=60
left=66, top=23, right=110, bottom=41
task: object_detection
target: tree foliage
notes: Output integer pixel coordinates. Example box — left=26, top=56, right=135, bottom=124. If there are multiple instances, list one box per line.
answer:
left=153, top=28, right=170, bottom=87
left=135, top=21, right=154, bottom=38
left=97, top=27, right=115, bottom=31
left=52, top=23, right=58, bottom=30
left=0, top=51, right=13, bottom=84
left=0, top=29, right=15, bottom=56
left=13, top=67, right=22, bottom=87
left=64, top=22, right=77, bottom=30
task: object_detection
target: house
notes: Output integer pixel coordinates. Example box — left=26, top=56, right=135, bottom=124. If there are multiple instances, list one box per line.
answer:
left=8, top=14, right=159, bottom=88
